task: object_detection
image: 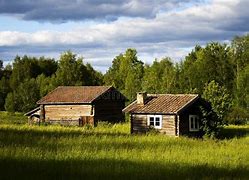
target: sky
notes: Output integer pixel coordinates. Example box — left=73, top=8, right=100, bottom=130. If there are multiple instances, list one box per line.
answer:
left=0, top=0, right=249, bottom=72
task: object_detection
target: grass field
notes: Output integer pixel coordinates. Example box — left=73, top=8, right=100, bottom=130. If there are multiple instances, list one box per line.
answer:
left=0, top=112, right=248, bottom=179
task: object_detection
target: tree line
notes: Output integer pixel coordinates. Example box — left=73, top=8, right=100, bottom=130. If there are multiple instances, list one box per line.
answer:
left=0, top=34, right=248, bottom=125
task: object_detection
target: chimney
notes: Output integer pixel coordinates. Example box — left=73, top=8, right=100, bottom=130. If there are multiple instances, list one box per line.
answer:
left=137, top=92, right=147, bottom=105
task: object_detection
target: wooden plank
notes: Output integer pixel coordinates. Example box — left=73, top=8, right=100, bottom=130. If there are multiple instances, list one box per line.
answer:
left=45, top=104, right=92, bottom=121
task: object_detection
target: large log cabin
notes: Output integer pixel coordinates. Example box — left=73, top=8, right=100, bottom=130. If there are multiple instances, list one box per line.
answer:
left=25, top=86, right=127, bottom=126
left=123, top=92, right=205, bottom=136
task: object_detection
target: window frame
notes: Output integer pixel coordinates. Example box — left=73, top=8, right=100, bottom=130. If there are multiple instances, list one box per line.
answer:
left=147, top=115, right=162, bottom=129
left=189, top=115, right=199, bottom=132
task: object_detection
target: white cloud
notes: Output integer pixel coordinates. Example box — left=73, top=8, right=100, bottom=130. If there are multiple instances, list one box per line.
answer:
left=0, top=0, right=249, bottom=72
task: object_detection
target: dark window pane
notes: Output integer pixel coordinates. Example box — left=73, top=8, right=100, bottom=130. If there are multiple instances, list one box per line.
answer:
left=195, top=119, right=199, bottom=129
left=191, top=118, right=194, bottom=129
left=150, top=117, right=154, bottom=126
left=156, top=121, right=160, bottom=126
left=155, top=117, right=160, bottom=126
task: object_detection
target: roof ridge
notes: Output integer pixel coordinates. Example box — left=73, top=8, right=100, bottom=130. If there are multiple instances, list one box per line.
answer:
left=37, top=85, right=115, bottom=105
left=123, top=94, right=200, bottom=114
left=57, top=85, right=112, bottom=88
left=147, top=93, right=198, bottom=96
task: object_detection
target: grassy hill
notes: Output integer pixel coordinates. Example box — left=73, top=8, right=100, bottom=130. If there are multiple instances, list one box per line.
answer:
left=0, top=112, right=248, bottom=179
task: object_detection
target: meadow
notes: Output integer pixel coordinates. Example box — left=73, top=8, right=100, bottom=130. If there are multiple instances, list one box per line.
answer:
left=0, top=112, right=248, bottom=179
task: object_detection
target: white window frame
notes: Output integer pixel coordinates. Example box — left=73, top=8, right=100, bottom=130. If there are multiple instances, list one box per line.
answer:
left=189, top=115, right=199, bottom=132
left=147, top=115, right=162, bottom=129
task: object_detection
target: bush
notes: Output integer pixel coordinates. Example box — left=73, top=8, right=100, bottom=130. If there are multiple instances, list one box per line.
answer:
left=146, top=125, right=159, bottom=135
left=226, top=107, right=249, bottom=125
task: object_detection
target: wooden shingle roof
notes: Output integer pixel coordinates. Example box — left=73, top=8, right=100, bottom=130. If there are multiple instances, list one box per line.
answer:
left=123, top=94, right=199, bottom=114
left=37, top=86, right=113, bottom=104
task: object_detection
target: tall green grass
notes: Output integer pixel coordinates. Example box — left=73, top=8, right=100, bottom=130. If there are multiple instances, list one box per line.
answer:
left=0, top=112, right=248, bottom=179
left=0, top=111, right=26, bottom=125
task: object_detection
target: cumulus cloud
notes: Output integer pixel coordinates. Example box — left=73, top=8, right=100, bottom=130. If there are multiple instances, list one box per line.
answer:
left=0, top=0, right=201, bottom=22
left=0, top=0, right=249, bottom=71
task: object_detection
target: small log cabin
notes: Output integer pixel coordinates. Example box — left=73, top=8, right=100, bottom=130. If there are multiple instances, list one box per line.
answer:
left=25, top=86, right=127, bottom=126
left=123, top=92, right=204, bottom=136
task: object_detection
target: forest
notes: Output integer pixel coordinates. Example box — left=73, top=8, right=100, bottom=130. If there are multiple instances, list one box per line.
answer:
left=0, top=34, right=248, bottom=124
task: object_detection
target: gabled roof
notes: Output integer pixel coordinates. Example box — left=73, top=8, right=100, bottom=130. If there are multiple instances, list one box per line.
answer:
left=24, top=107, right=40, bottom=116
left=37, top=86, right=115, bottom=104
left=123, top=94, right=199, bottom=114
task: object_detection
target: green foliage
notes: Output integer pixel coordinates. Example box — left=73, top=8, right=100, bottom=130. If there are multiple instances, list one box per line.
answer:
left=53, top=51, right=103, bottom=87
left=232, top=34, right=249, bottom=73
left=36, top=74, right=55, bottom=97
left=203, top=80, right=232, bottom=121
left=178, top=43, right=234, bottom=93
left=4, top=93, right=16, bottom=112
left=0, top=76, right=11, bottom=110
left=104, top=48, right=144, bottom=101
left=142, top=57, right=176, bottom=93
left=54, top=51, right=85, bottom=86
left=199, top=81, right=233, bottom=138
left=85, top=63, right=104, bottom=85
left=2, top=51, right=103, bottom=112
left=5, top=79, right=40, bottom=112
left=226, top=107, right=249, bottom=125
left=199, top=106, right=220, bottom=138
left=236, top=63, right=249, bottom=108
left=0, top=122, right=248, bottom=179
left=15, top=78, right=40, bottom=112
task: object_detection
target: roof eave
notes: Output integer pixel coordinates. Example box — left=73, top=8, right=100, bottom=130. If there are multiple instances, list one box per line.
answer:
left=37, top=101, right=92, bottom=105
left=122, top=100, right=137, bottom=113
left=24, top=107, right=40, bottom=116
left=176, top=94, right=200, bottom=114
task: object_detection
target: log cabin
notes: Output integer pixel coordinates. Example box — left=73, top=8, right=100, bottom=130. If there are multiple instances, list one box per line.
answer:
left=123, top=92, right=205, bottom=136
left=25, top=86, right=127, bottom=126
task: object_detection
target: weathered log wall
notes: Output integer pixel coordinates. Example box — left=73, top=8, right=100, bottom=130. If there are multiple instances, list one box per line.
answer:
left=131, top=114, right=176, bottom=136
left=44, top=104, right=92, bottom=121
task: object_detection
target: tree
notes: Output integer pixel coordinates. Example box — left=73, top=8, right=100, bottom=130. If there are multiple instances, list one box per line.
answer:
left=84, top=63, right=103, bottom=85
left=0, top=77, right=11, bottom=110
left=37, top=57, right=58, bottom=77
left=0, top=63, right=12, bottom=110
left=36, top=74, right=55, bottom=97
left=15, top=78, right=40, bottom=112
left=142, top=58, right=176, bottom=93
left=104, top=54, right=123, bottom=89
left=202, top=80, right=232, bottom=122
left=232, top=34, right=249, bottom=108
left=54, top=51, right=85, bottom=86
left=9, top=56, right=40, bottom=89
left=0, top=60, right=3, bottom=78
left=125, top=63, right=144, bottom=100
left=5, top=79, right=40, bottom=112
left=4, top=92, right=16, bottom=112
left=236, top=64, right=249, bottom=108
left=104, top=48, right=144, bottom=100
left=199, top=81, right=232, bottom=138
left=179, top=43, right=234, bottom=94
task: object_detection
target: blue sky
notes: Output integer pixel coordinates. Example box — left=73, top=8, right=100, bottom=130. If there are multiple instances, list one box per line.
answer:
left=0, top=0, right=248, bottom=72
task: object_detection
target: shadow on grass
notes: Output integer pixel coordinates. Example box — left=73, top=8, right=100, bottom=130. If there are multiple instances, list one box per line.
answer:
left=0, top=126, right=129, bottom=138
left=219, top=126, right=249, bottom=139
left=0, top=158, right=248, bottom=180
left=0, top=127, right=184, bottom=152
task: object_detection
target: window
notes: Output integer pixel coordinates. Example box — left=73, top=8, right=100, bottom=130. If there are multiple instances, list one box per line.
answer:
left=189, top=115, right=199, bottom=132
left=147, top=115, right=162, bottom=129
